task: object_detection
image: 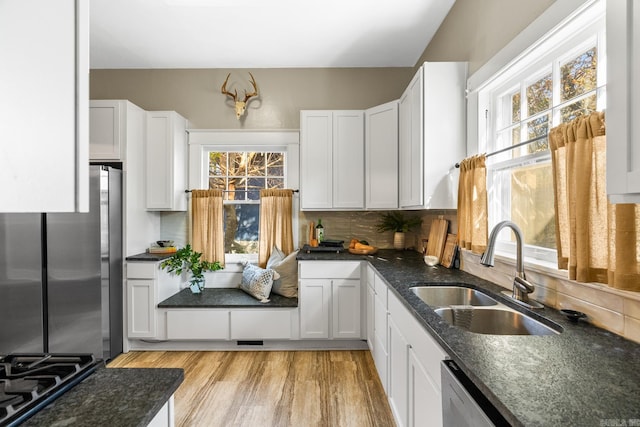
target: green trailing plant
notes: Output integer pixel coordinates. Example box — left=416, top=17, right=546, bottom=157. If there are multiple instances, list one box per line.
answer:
left=160, top=244, right=223, bottom=287
left=376, top=212, right=422, bottom=233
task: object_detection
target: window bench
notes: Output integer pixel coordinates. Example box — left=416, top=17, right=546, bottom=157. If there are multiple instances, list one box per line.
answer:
left=150, top=288, right=299, bottom=343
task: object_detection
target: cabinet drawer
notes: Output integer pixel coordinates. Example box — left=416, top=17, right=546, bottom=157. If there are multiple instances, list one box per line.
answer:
left=166, top=310, right=229, bottom=340
left=299, top=261, right=361, bottom=279
left=230, top=310, right=293, bottom=339
left=127, top=262, right=158, bottom=279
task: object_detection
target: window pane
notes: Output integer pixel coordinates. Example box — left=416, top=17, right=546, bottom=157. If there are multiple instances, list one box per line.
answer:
left=526, top=74, right=552, bottom=117
left=512, top=91, right=521, bottom=123
left=494, top=163, right=556, bottom=249
left=247, top=152, right=265, bottom=177
left=223, top=204, right=259, bottom=254
left=209, top=177, right=226, bottom=191
left=229, top=152, right=246, bottom=176
left=525, top=114, right=550, bottom=153
left=560, top=47, right=597, bottom=102
left=560, top=94, right=597, bottom=123
left=267, top=178, right=284, bottom=189
left=267, top=153, right=284, bottom=177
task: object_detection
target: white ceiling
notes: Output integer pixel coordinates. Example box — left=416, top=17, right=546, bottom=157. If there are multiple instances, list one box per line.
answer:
left=90, top=0, right=455, bottom=69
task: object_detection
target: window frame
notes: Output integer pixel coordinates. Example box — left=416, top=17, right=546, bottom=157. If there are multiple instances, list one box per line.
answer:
left=187, top=130, right=300, bottom=263
left=470, top=0, right=605, bottom=266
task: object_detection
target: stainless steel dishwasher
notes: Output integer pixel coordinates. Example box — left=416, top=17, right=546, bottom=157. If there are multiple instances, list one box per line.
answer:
left=441, top=360, right=511, bottom=427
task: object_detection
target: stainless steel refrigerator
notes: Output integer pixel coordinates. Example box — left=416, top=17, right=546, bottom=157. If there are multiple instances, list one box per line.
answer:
left=0, top=165, right=123, bottom=360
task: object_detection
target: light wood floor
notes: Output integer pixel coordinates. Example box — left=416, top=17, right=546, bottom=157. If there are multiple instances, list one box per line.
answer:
left=108, top=350, right=396, bottom=427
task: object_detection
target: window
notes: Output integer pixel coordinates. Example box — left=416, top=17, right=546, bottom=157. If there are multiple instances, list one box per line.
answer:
left=187, top=130, right=299, bottom=262
left=477, top=0, right=605, bottom=264
left=208, top=151, right=285, bottom=254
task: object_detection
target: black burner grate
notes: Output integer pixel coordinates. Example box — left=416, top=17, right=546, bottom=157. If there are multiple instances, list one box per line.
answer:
left=0, top=354, right=102, bottom=427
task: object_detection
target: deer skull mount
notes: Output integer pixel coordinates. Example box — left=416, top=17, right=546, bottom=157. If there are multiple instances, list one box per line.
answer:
left=221, top=72, right=259, bottom=119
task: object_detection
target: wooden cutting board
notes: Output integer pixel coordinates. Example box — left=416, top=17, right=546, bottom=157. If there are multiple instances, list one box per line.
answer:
left=425, top=218, right=449, bottom=261
left=440, top=233, right=458, bottom=268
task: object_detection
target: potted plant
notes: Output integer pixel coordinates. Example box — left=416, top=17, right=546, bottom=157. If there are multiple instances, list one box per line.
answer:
left=376, top=212, right=422, bottom=249
left=160, top=244, right=223, bottom=293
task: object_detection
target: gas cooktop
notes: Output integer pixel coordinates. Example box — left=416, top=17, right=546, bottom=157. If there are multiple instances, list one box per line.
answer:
left=0, top=354, right=102, bottom=426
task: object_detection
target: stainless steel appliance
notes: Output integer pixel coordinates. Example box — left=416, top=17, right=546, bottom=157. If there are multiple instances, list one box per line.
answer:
left=441, top=360, right=510, bottom=427
left=0, top=165, right=123, bottom=360
left=0, top=353, right=101, bottom=426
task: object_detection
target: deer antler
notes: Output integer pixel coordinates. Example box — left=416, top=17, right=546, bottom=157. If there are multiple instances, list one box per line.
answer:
left=243, top=72, right=258, bottom=102
left=221, top=73, right=237, bottom=101
left=221, top=72, right=259, bottom=119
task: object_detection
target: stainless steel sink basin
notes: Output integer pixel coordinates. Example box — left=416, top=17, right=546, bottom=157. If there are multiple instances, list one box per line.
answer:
left=410, top=286, right=498, bottom=307
left=434, top=307, right=561, bottom=336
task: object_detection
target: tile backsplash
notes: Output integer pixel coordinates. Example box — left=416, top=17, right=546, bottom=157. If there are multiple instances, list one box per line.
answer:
left=298, top=209, right=457, bottom=250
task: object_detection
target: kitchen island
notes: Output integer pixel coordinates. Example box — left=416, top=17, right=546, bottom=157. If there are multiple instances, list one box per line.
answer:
left=22, top=366, right=183, bottom=426
left=298, top=249, right=640, bottom=427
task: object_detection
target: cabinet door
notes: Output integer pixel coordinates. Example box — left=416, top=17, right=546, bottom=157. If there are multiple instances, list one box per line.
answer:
left=399, top=69, right=424, bottom=208
left=366, top=101, right=399, bottom=209
left=299, top=279, right=331, bottom=339
left=606, top=0, right=640, bottom=203
left=366, top=284, right=375, bottom=351
left=388, top=315, right=409, bottom=427
left=146, top=111, right=187, bottom=211
left=332, top=279, right=361, bottom=338
left=300, top=111, right=333, bottom=209
left=333, top=111, right=365, bottom=209
left=408, top=349, right=442, bottom=427
left=127, top=279, right=156, bottom=338
left=90, top=100, right=122, bottom=160
left=0, top=0, right=89, bottom=213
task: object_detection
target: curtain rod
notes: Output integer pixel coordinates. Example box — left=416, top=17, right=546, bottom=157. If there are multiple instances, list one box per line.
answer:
left=185, top=189, right=299, bottom=193
left=455, top=134, right=548, bottom=168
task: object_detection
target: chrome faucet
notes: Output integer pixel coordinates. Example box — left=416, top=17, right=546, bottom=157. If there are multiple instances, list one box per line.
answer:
left=480, top=220, right=541, bottom=308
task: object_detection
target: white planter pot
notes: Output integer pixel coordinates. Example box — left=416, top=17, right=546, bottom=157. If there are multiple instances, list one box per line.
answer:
left=393, top=232, right=405, bottom=250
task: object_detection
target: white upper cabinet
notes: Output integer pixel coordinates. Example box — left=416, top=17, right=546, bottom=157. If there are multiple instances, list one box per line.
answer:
left=0, top=0, right=89, bottom=212
left=398, top=62, right=467, bottom=209
left=146, top=111, right=188, bottom=211
left=300, top=110, right=364, bottom=210
left=606, top=0, right=640, bottom=203
left=90, top=100, right=124, bottom=161
left=366, top=101, right=399, bottom=209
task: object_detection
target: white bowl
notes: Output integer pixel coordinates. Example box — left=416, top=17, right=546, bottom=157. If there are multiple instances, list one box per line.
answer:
left=424, top=255, right=439, bottom=266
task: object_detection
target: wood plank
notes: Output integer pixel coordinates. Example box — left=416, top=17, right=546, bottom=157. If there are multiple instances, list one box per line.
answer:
left=108, top=350, right=396, bottom=427
left=425, top=218, right=449, bottom=261
left=440, top=233, right=458, bottom=268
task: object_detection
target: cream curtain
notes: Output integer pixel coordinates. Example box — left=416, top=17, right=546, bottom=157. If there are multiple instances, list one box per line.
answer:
left=549, top=112, right=640, bottom=290
left=190, top=189, right=225, bottom=267
left=457, top=155, right=488, bottom=254
left=258, top=189, right=294, bottom=268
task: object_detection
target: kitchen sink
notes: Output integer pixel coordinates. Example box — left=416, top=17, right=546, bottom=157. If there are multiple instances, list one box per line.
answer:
left=409, top=285, right=562, bottom=336
left=410, top=285, right=498, bottom=307
left=434, top=307, right=561, bottom=336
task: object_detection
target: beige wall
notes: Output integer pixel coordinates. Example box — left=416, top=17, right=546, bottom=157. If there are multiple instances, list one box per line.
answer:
left=416, top=0, right=555, bottom=75
left=90, top=68, right=414, bottom=129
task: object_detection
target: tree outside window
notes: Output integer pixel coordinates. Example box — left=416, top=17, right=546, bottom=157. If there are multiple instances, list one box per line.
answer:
left=208, top=151, right=285, bottom=254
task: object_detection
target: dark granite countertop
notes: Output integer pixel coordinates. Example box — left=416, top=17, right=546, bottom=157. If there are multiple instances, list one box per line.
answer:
left=22, top=366, right=183, bottom=427
left=158, top=287, right=298, bottom=308
left=126, top=252, right=175, bottom=262
left=298, top=249, right=640, bottom=427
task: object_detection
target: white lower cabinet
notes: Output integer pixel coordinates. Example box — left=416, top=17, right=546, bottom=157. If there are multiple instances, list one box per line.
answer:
left=127, top=261, right=181, bottom=339
left=147, top=395, right=175, bottom=427
left=388, top=315, right=410, bottom=427
left=368, top=275, right=448, bottom=427
left=230, top=310, right=293, bottom=340
left=298, top=261, right=363, bottom=340
left=388, top=292, right=447, bottom=427
left=166, top=310, right=229, bottom=340
left=409, top=349, right=442, bottom=427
